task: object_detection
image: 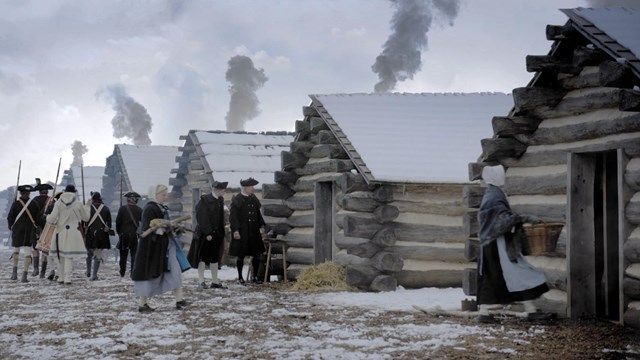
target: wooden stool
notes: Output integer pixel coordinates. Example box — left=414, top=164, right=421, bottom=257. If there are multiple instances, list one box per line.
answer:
left=264, top=239, right=288, bottom=283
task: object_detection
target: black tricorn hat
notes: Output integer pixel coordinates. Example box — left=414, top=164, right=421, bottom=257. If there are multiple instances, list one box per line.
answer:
left=240, top=178, right=259, bottom=187
left=64, top=184, right=77, bottom=193
left=17, top=185, right=34, bottom=192
left=34, top=182, right=54, bottom=191
left=124, top=191, right=141, bottom=198
left=212, top=181, right=228, bottom=190
left=91, top=191, right=102, bottom=200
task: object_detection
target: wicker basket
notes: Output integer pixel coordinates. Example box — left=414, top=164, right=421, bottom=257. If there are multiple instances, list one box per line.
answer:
left=522, top=222, right=564, bottom=256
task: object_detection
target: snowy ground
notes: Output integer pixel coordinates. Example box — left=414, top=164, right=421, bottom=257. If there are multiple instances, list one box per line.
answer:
left=1, top=245, right=639, bottom=359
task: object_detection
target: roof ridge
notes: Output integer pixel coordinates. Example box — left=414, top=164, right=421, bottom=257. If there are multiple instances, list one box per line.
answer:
left=187, top=129, right=294, bottom=136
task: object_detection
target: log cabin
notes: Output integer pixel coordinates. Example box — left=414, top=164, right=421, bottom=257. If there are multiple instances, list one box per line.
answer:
left=166, top=130, right=293, bottom=245
left=265, top=92, right=513, bottom=291
left=62, top=165, right=105, bottom=201
left=102, top=144, right=179, bottom=218
left=466, top=8, right=640, bottom=326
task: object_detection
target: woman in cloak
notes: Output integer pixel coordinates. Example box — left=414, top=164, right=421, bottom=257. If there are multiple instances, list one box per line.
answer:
left=132, top=184, right=187, bottom=313
left=477, top=165, right=553, bottom=323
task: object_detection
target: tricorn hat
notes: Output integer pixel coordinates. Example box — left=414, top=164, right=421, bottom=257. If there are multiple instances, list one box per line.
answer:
left=240, top=178, right=259, bottom=187
left=124, top=191, right=141, bottom=198
left=17, top=185, right=34, bottom=192
left=212, top=181, right=228, bottom=190
left=91, top=191, right=102, bottom=200
left=64, top=184, right=77, bottom=193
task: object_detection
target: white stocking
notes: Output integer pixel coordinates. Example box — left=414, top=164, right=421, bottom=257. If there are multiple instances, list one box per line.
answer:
left=174, top=287, right=184, bottom=302
left=210, top=263, right=219, bottom=284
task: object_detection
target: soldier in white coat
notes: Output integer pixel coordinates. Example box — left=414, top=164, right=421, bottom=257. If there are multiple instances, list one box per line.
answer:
left=47, top=184, right=90, bottom=284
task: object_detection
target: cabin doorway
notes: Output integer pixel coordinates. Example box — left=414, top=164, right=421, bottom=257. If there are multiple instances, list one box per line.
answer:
left=568, top=150, right=627, bottom=322
left=314, top=181, right=336, bottom=264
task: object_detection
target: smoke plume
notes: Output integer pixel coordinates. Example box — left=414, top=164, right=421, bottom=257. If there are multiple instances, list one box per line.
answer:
left=585, top=0, right=639, bottom=7
left=224, top=55, right=268, bottom=131
left=372, top=0, right=461, bottom=93
left=98, top=84, right=153, bottom=145
left=71, top=140, right=88, bottom=166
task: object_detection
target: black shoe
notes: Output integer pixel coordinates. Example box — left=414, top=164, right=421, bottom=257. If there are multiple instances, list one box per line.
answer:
left=10, top=267, right=18, bottom=281
left=138, top=304, right=155, bottom=313
left=199, top=282, right=209, bottom=289
left=47, top=271, right=56, bottom=281
left=238, top=278, right=246, bottom=285
left=526, top=312, right=556, bottom=322
left=119, top=270, right=125, bottom=278
left=251, top=277, right=263, bottom=284
left=210, top=282, right=227, bottom=289
left=176, top=300, right=188, bottom=310
left=21, top=272, right=29, bottom=283
left=477, top=314, right=497, bottom=324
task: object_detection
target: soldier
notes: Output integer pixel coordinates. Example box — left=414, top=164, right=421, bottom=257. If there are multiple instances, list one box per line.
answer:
left=47, top=184, right=90, bottom=285
left=188, top=181, right=228, bottom=289
left=229, top=178, right=267, bottom=284
left=85, top=192, right=112, bottom=281
left=7, top=185, right=41, bottom=282
left=32, top=179, right=54, bottom=277
left=115, top=191, right=142, bottom=278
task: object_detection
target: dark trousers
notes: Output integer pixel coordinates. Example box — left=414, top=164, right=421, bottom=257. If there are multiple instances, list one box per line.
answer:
left=119, top=247, right=136, bottom=275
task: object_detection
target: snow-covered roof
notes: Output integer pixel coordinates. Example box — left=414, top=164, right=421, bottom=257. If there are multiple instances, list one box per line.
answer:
left=561, top=8, right=640, bottom=78
left=69, top=165, right=105, bottom=198
left=191, top=131, right=294, bottom=189
left=311, top=93, right=514, bottom=184
left=116, top=144, right=178, bottom=195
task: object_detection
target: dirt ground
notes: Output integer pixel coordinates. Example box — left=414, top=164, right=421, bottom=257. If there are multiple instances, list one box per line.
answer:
left=1, top=248, right=639, bottom=359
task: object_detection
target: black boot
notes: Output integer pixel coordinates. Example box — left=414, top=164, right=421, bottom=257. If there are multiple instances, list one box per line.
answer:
left=10, top=266, right=18, bottom=281
left=40, top=261, right=47, bottom=279
left=86, top=255, right=92, bottom=278
left=236, top=258, right=245, bottom=284
left=21, top=271, right=29, bottom=283
left=32, top=256, right=40, bottom=276
left=47, top=270, right=56, bottom=281
left=90, top=259, right=100, bottom=281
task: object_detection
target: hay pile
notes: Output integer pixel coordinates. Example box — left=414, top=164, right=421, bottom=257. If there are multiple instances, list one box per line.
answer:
left=291, top=262, right=353, bottom=292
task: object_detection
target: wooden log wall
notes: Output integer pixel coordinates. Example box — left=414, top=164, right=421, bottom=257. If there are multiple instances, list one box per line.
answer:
left=468, top=28, right=640, bottom=320
left=276, top=106, right=477, bottom=291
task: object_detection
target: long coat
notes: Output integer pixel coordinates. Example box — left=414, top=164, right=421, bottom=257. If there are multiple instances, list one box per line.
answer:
left=229, top=193, right=265, bottom=258
left=85, top=202, right=112, bottom=250
left=131, top=201, right=170, bottom=281
left=187, top=193, right=225, bottom=267
left=7, top=196, right=43, bottom=248
left=115, top=204, right=142, bottom=251
left=47, top=192, right=90, bottom=258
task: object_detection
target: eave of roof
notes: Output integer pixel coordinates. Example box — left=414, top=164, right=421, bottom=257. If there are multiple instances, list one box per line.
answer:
left=561, top=8, right=640, bottom=79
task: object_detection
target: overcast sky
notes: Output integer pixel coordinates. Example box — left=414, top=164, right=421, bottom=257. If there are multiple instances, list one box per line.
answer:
left=0, top=0, right=613, bottom=188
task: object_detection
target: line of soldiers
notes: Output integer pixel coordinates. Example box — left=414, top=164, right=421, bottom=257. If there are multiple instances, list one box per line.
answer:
left=6, top=180, right=143, bottom=284
left=7, top=176, right=269, bottom=313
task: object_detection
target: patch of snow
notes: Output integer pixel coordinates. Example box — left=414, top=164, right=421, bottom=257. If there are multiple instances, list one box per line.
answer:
left=311, top=286, right=467, bottom=312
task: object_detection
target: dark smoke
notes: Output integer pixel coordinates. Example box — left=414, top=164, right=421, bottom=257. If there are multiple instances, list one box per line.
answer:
left=224, top=55, right=268, bottom=131
left=98, top=84, right=153, bottom=145
left=372, top=0, right=462, bottom=93
left=585, top=0, right=639, bottom=7
left=71, top=140, right=88, bottom=166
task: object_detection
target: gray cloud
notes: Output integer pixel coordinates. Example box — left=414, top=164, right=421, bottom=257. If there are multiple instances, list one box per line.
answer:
left=98, top=84, right=153, bottom=145
left=224, top=55, right=268, bottom=131
left=372, top=0, right=462, bottom=93
left=71, top=140, right=88, bottom=166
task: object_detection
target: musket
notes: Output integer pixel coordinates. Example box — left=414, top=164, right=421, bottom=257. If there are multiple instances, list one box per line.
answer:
left=13, top=160, right=21, bottom=200
left=119, top=174, right=123, bottom=207
left=80, top=162, right=86, bottom=204
left=46, top=158, right=62, bottom=208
